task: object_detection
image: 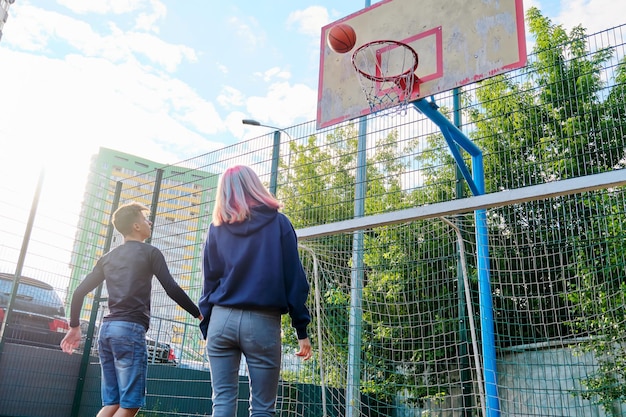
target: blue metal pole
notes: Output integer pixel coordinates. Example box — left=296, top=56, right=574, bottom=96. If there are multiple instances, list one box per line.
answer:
left=412, top=99, right=500, bottom=417
left=346, top=3, right=370, bottom=416
left=346, top=86, right=368, bottom=417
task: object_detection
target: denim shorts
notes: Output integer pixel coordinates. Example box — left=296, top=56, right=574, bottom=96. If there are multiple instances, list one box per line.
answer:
left=98, top=320, right=148, bottom=409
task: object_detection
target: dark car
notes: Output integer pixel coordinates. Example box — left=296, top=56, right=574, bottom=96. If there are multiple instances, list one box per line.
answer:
left=0, top=272, right=70, bottom=349
left=146, top=336, right=177, bottom=365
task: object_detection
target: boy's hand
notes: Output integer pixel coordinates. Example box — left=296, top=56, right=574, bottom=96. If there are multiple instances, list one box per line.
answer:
left=60, top=326, right=82, bottom=354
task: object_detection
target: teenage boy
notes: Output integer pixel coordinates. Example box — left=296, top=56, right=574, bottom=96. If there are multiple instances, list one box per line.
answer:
left=61, top=202, right=203, bottom=417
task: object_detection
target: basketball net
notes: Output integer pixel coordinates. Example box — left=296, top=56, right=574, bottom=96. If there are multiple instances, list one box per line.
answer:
left=352, top=40, right=419, bottom=116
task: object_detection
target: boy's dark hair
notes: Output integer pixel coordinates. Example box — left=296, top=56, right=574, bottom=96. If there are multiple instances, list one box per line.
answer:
left=112, top=202, right=150, bottom=236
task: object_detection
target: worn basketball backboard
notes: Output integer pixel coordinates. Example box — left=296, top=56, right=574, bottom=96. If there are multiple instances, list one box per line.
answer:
left=317, top=0, right=527, bottom=129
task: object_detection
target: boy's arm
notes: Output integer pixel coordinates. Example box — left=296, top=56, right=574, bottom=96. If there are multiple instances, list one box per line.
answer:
left=61, top=262, right=106, bottom=354
left=152, top=249, right=202, bottom=318
left=68, top=265, right=105, bottom=327
left=161, top=278, right=202, bottom=318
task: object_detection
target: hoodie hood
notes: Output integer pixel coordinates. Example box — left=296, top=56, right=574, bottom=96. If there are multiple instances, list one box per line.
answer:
left=223, top=205, right=278, bottom=236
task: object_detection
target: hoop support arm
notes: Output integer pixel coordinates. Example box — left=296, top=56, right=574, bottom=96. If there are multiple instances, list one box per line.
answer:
left=412, top=98, right=482, bottom=195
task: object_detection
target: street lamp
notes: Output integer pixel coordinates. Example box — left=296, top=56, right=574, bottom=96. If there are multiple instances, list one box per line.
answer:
left=242, top=119, right=293, bottom=195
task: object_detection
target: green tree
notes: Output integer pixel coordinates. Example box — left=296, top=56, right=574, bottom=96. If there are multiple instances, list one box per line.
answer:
left=276, top=7, right=626, bottom=413
left=462, top=7, right=626, bottom=413
left=568, top=191, right=626, bottom=416
left=279, top=123, right=466, bottom=406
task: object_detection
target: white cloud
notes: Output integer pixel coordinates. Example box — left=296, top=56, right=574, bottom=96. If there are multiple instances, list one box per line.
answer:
left=176, top=97, right=224, bottom=136
left=254, top=66, right=291, bottom=83
left=121, top=30, right=198, bottom=72
left=246, top=82, right=317, bottom=127
left=229, top=15, right=265, bottom=50
left=522, top=0, right=626, bottom=58
left=134, top=0, right=167, bottom=33
left=217, top=63, right=229, bottom=74
left=554, top=0, right=626, bottom=35
left=217, top=86, right=245, bottom=108
left=224, top=110, right=250, bottom=139
left=286, top=6, right=330, bottom=37
left=6, top=5, right=95, bottom=52
left=8, top=4, right=196, bottom=71
left=57, top=0, right=153, bottom=15
left=0, top=45, right=220, bottom=167
left=162, top=78, right=225, bottom=136
left=0, top=2, right=225, bottom=172
left=524, top=0, right=543, bottom=10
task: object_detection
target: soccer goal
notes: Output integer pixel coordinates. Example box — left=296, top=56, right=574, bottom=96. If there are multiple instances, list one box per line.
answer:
left=285, top=170, right=626, bottom=417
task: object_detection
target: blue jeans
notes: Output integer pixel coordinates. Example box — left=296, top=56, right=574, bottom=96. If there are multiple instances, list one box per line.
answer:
left=98, top=320, right=148, bottom=409
left=206, top=306, right=282, bottom=417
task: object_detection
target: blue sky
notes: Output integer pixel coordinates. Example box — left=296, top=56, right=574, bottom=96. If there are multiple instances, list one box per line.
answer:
left=0, top=0, right=624, bottom=215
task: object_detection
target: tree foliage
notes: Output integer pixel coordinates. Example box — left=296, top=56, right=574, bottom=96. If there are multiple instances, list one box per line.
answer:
left=279, top=123, right=463, bottom=404
left=464, top=7, right=626, bottom=413
left=277, top=6, right=626, bottom=414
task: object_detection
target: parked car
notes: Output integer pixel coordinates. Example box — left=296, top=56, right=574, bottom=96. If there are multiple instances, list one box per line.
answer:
left=77, top=319, right=99, bottom=355
left=146, top=336, right=177, bottom=365
left=0, top=272, right=69, bottom=349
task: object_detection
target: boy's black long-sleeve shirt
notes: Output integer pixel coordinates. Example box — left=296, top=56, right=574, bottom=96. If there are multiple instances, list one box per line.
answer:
left=69, top=240, right=200, bottom=330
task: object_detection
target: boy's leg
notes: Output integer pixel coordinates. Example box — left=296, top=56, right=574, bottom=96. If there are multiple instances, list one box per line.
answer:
left=96, top=405, right=119, bottom=417
left=102, top=321, right=148, bottom=410
left=99, top=322, right=121, bottom=408
left=96, top=405, right=139, bottom=417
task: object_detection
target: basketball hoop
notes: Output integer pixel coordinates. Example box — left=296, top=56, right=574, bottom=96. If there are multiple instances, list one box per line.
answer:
left=351, top=40, right=419, bottom=116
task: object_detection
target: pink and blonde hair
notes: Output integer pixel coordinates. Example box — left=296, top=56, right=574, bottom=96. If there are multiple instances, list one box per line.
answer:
left=212, top=165, right=281, bottom=225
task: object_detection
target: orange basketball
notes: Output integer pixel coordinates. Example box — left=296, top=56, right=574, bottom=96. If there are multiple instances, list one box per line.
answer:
left=327, top=23, right=357, bottom=54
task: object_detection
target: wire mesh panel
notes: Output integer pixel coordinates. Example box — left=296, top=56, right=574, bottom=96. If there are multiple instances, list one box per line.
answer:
left=291, top=188, right=626, bottom=417
left=491, top=190, right=626, bottom=416
left=296, top=218, right=485, bottom=417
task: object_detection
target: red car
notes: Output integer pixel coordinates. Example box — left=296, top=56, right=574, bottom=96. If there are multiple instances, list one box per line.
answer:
left=146, top=336, right=177, bottom=365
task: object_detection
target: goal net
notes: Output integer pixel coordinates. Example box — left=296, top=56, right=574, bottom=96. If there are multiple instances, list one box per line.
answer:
left=289, top=214, right=485, bottom=417
left=277, top=178, right=626, bottom=417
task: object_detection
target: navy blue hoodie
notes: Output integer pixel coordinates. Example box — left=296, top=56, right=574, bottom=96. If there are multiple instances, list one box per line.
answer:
left=199, top=205, right=310, bottom=340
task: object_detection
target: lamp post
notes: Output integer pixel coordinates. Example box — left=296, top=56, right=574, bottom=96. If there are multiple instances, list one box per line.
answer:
left=242, top=119, right=292, bottom=195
